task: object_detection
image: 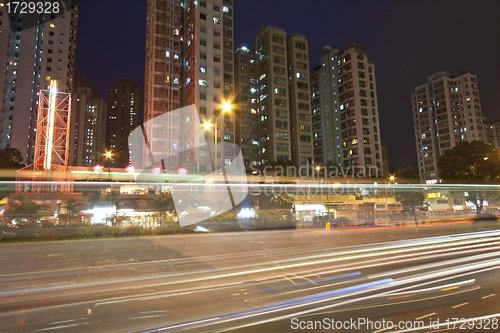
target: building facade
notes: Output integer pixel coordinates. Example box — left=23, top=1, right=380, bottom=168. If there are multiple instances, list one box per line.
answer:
left=310, top=44, right=383, bottom=177
left=234, top=26, right=314, bottom=174
left=69, top=74, right=94, bottom=166
left=106, top=79, right=142, bottom=168
left=0, top=3, right=78, bottom=164
left=234, top=46, right=259, bottom=170
left=485, top=119, right=500, bottom=148
left=69, top=75, right=108, bottom=167
left=143, top=0, right=235, bottom=173
left=412, top=71, right=485, bottom=183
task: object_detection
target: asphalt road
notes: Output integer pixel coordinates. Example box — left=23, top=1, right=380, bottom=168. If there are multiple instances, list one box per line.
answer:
left=0, top=220, right=499, bottom=332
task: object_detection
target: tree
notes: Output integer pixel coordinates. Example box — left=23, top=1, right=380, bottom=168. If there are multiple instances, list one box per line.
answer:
left=0, top=148, right=24, bottom=198
left=103, top=190, right=121, bottom=209
left=82, top=190, right=102, bottom=208
left=0, top=147, right=24, bottom=170
left=244, top=193, right=296, bottom=229
left=247, top=193, right=294, bottom=211
left=63, top=199, right=81, bottom=214
left=152, top=192, right=177, bottom=225
left=395, top=190, right=426, bottom=226
left=437, top=141, right=500, bottom=219
left=79, top=173, right=109, bottom=204
left=59, top=199, right=81, bottom=225
left=394, top=165, right=419, bottom=180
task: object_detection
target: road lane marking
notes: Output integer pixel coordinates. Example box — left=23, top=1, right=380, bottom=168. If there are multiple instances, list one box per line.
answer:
left=291, top=274, right=317, bottom=285
left=373, top=324, right=398, bottom=333
left=442, top=286, right=459, bottom=291
left=387, top=295, right=413, bottom=299
left=482, top=293, right=496, bottom=299
left=130, top=315, right=168, bottom=320
left=48, top=318, right=87, bottom=325
left=35, top=323, right=88, bottom=331
left=142, top=317, right=220, bottom=331
left=415, top=312, right=436, bottom=320
left=388, top=279, right=474, bottom=296
left=452, top=302, right=469, bottom=308
left=96, top=291, right=192, bottom=305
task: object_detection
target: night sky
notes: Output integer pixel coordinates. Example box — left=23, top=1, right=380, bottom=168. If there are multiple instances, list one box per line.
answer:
left=74, top=0, right=500, bottom=170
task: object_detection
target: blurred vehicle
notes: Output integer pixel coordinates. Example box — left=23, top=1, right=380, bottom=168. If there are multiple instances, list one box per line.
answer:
left=332, top=217, right=353, bottom=227
left=472, top=214, right=498, bottom=222
left=312, top=215, right=330, bottom=225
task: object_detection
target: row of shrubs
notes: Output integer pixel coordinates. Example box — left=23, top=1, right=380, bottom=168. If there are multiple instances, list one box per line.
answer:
left=0, top=214, right=297, bottom=242
left=0, top=223, right=183, bottom=242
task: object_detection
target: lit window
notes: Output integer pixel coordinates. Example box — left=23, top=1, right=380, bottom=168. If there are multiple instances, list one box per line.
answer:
left=200, top=66, right=206, bottom=73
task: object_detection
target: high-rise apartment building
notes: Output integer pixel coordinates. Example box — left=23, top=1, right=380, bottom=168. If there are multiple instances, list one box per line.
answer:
left=287, top=34, right=314, bottom=168
left=106, top=79, right=142, bottom=168
left=412, top=71, right=485, bottom=183
left=381, top=144, right=390, bottom=177
left=143, top=0, right=235, bottom=173
left=0, top=6, right=13, bottom=143
left=0, top=3, right=78, bottom=164
left=70, top=75, right=94, bottom=166
left=92, top=98, right=108, bottom=165
left=310, top=44, right=383, bottom=177
left=234, top=26, right=313, bottom=172
left=486, top=119, right=500, bottom=148
left=234, top=46, right=259, bottom=170
left=69, top=75, right=108, bottom=167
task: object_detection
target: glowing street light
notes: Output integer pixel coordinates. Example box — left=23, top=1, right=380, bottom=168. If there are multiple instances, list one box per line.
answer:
left=222, top=101, right=232, bottom=113
left=387, top=175, right=396, bottom=197
left=105, top=151, right=113, bottom=175
left=200, top=101, right=233, bottom=214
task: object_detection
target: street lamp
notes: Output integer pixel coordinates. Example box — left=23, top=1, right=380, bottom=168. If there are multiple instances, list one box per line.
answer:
left=386, top=175, right=396, bottom=197
left=315, top=166, right=321, bottom=177
left=105, top=151, right=112, bottom=176
left=222, top=101, right=232, bottom=113
left=202, top=101, right=232, bottom=174
left=201, top=102, right=232, bottom=215
left=221, top=101, right=232, bottom=172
